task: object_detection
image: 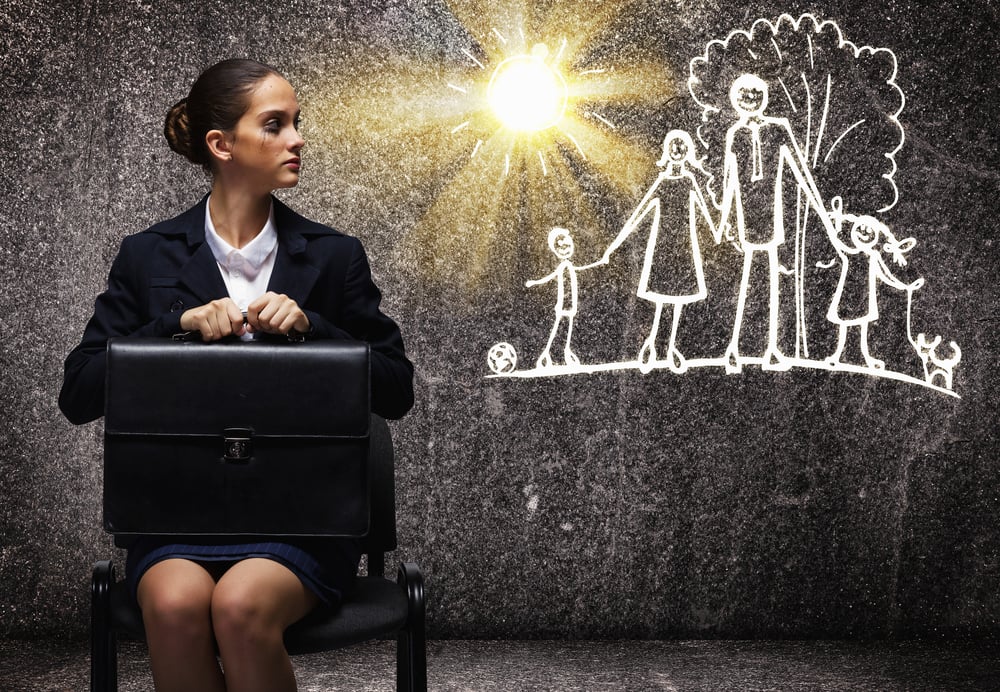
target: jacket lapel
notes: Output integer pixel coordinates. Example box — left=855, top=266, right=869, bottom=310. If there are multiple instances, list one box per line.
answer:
left=178, top=242, right=229, bottom=303
left=266, top=197, right=320, bottom=304
left=267, top=242, right=320, bottom=304
left=171, top=194, right=325, bottom=306
left=172, top=195, right=229, bottom=303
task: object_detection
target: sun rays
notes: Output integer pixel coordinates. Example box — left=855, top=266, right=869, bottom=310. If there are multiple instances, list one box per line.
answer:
left=303, top=0, right=676, bottom=294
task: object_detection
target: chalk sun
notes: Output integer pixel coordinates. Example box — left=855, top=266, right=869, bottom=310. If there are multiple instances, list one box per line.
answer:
left=305, top=1, right=677, bottom=294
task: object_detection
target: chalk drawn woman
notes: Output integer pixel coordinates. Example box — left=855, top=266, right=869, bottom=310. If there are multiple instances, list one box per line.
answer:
left=600, top=129, right=717, bottom=373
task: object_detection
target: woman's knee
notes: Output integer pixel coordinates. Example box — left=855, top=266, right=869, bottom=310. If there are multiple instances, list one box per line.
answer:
left=211, top=580, right=284, bottom=648
left=211, top=559, right=314, bottom=650
left=137, top=562, right=215, bottom=637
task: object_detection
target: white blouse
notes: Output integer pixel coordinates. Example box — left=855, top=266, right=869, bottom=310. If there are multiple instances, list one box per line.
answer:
left=204, top=198, right=278, bottom=340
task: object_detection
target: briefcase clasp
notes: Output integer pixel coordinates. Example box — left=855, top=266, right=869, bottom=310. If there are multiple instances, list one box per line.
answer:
left=223, top=428, right=253, bottom=462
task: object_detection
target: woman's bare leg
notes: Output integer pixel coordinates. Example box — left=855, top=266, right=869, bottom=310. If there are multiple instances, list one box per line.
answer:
left=137, top=559, right=225, bottom=692
left=211, top=558, right=319, bottom=692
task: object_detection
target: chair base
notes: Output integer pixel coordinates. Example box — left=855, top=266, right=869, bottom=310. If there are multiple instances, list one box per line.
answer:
left=90, top=559, right=426, bottom=692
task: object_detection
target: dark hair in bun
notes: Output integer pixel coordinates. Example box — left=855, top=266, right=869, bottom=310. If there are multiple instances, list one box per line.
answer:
left=164, top=58, right=282, bottom=168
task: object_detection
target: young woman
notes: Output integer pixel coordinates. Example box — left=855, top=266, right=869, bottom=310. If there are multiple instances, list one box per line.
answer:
left=59, top=59, right=414, bottom=692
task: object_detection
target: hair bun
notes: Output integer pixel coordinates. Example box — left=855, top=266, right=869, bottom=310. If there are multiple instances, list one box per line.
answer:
left=164, top=60, right=282, bottom=171
left=163, top=98, right=199, bottom=164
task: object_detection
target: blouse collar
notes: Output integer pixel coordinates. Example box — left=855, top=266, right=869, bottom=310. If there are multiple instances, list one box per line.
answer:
left=203, top=197, right=278, bottom=280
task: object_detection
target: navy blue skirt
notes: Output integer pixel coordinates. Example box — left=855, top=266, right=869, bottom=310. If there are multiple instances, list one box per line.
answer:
left=126, top=536, right=361, bottom=608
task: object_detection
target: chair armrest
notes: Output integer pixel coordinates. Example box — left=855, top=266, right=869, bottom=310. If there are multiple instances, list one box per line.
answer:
left=92, top=561, right=115, bottom=610
left=397, top=562, right=425, bottom=629
left=91, top=559, right=117, bottom=691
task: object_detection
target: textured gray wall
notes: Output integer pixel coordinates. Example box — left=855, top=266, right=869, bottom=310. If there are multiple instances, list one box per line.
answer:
left=1, top=0, right=997, bottom=639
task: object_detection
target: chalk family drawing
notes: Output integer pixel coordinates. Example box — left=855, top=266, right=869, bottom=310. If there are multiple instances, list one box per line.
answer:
left=482, top=13, right=960, bottom=397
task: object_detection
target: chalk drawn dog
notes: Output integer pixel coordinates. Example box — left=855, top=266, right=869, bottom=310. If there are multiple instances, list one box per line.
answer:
left=915, top=333, right=961, bottom=390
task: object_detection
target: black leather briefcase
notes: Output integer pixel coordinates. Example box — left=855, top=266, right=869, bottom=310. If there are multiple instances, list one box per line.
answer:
left=103, top=337, right=370, bottom=537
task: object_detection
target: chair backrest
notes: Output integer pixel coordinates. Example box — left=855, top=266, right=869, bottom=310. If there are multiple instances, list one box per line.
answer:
left=361, top=415, right=397, bottom=575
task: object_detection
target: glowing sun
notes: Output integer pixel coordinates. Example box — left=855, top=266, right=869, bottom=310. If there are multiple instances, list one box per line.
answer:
left=487, top=44, right=568, bottom=132
left=305, top=2, right=677, bottom=292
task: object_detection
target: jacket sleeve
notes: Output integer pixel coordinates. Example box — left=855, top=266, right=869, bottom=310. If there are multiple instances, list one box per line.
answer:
left=303, top=238, right=414, bottom=420
left=59, top=237, right=184, bottom=425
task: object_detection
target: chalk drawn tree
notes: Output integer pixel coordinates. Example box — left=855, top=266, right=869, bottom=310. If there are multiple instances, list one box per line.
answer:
left=688, top=13, right=905, bottom=357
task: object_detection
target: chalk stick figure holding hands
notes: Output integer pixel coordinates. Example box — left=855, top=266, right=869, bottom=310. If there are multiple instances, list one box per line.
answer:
left=526, top=227, right=601, bottom=369
left=825, top=196, right=922, bottom=370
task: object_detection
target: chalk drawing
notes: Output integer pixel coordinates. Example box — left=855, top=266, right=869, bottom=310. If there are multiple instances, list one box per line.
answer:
left=447, top=29, right=614, bottom=180
left=824, top=196, right=924, bottom=370
left=487, top=341, right=518, bottom=375
left=915, top=334, right=962, bottom=391
left=716, top=72, right=837, bottom=373
left=486, top=13, right=960, bottom=397
left=525, top=227, right=602, bottom=369
left=689, top=13, right=907, bottom=359
left=598, top=130, right=717, bottom=374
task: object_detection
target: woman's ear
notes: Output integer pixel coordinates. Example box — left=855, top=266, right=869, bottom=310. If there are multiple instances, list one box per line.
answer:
left=205, top=129, right=233, bottom=164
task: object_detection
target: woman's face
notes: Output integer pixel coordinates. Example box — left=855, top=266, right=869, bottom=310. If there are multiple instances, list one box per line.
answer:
left=225, top=74, right=304, bottom=192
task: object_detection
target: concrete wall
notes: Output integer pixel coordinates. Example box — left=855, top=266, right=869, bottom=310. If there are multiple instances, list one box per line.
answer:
left=1, top=0, right=997, bottom=638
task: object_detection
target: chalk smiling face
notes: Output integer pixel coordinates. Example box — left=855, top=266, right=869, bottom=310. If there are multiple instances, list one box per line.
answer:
left=549, top=228, right=574, bottom=260
left=850, top=219, right=880, bottom=249
left=730, top=74, right=769, bottom=116
left=667, top=136, right=688, bottom=162
left=658, top=129, right=696, bottom=167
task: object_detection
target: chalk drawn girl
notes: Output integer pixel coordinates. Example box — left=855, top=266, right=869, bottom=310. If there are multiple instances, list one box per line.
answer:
left=599, top=129, right=717, bottom=373
left=825, top=196, right=922, bottom=369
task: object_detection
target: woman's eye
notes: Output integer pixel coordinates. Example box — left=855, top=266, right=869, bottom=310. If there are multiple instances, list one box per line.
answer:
left=265, top=120, right=280, bottom=133
left=294, top=117, right=302, bottom=130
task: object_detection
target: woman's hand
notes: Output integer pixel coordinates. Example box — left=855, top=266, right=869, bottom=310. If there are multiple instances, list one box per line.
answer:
left=180, top=298, right=246, bottom=341
left=246, top=292, right=310, bottom=336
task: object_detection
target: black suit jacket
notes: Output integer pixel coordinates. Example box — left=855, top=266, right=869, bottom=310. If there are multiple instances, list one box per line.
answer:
left=59, top=195, right=414, bottom=424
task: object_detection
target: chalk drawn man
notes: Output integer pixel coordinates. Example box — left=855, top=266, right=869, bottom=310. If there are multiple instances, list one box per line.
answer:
left=526, top=227, right=600, bottom=369
left=600, top=129, right=718, bottom=373
left=718, top=74, right=837, bottom=372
